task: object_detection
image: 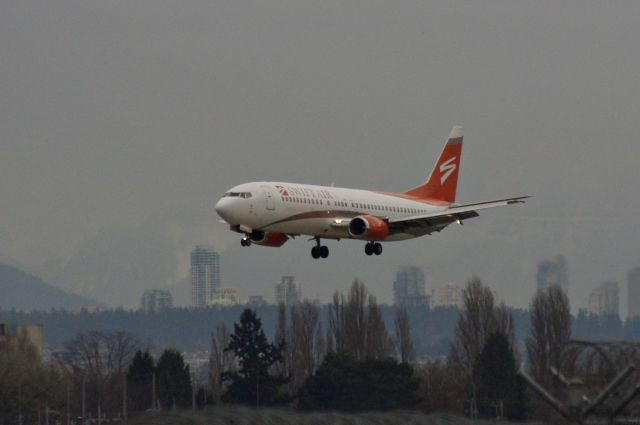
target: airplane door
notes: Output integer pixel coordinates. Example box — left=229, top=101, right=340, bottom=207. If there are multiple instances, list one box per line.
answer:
left=261, top=186, right=275, bottom=211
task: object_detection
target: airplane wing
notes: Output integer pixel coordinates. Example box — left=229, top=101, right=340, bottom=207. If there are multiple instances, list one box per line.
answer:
left=388, top=196, right=530, bottom=231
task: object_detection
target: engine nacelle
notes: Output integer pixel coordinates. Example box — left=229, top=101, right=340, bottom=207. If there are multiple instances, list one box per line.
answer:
left=250, top=230, right=289, bottom=247
left=348, top=215, right=389, bottom=240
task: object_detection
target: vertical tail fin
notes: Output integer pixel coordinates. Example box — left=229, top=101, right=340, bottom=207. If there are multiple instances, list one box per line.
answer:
left=404, top=126, right=463, bottom=204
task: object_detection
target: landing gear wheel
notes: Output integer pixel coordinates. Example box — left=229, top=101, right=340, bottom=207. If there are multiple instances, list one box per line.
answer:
left=319, top=246, right=329, bottom=258
left=311, top=246, right=320, bottom=259
left=364, top=243, right=373, bottom=256
left=373, top=242, right=383, bottom=256
left=241, top=238, right=250, bottom=247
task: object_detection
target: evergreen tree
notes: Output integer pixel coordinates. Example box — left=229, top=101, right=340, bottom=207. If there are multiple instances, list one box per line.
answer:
left=222, top=308, right=288, bottom=406
left=126, top=350, right=155, bottom=412
left=473, top=333, right=527, bottom=420
left=156, top=348, right=192, bottom=409
left=297, top=353, right=420, bottom=411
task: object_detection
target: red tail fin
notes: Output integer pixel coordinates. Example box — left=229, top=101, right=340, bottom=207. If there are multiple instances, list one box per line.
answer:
left=404, top=126, right=463, bottom=204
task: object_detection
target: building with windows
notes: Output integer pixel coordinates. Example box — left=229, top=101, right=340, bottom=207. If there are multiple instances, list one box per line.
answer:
left=208, top=288, right=239, bottom=306
left=628, top=268, right=640, bottom=319
left=275, top=276, right=301, bottom=306
left=141, top=289, right=173, bottom=313
left=0, top=322, right=44, bottom=356
left=536, top=255, right=569, bottom=294
left=247, top=295, right=267, bottom=307
left=434, top=282, right=464, bottom=309
left=393, top=266, right=429, bottom=307
left=588, top=281, right=619, bottom=317
left=190, top=246, right=220, bottom=308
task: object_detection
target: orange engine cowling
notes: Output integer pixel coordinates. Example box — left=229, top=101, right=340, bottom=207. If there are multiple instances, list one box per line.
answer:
left=348, top=215, right=389, bottom=240
left=250, top=230, right=289, bottom=247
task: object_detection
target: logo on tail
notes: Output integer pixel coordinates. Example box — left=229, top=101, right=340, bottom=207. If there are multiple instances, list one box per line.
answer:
left=439, top=157, right=457, bottom=184
left=403, top=126, right=463, bottom=204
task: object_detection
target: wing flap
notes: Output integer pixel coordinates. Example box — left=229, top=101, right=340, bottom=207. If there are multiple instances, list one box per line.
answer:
left=389, top=196, right=530, bottom=229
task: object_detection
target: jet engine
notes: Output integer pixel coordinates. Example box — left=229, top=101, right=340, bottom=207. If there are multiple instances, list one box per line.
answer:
left=250, top=230, right=289, bottom=247
left=348, top=215, right=389, bottom=240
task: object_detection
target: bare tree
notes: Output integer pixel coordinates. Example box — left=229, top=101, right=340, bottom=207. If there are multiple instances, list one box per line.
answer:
left=365, top=295, right=391, bottom=359
left=105, top=331, right=141, bottom=374
left=345, top=279, right=368, bottom=360
left=209, top=323, right=235, bottom=402
left=59, top=330, right=140, bottom=375
left=314, top=321, right=326, bottom=367
left=495, top=302, right=516, bottom=347
left=273, top=302, right=290, bottom=377
left=395, top=305, right=414, bottom=364
left=448, top=278, right=497, bottom=374
left=327, top=290, right=346, bottom=353
left=526, top=290, right=548, bottom=383
left=55, top=330, right=140, bottom=417
left=289, top=300, right=323, bottom=389
left=547, top=285, right=571, bottom=370
left=526, top=285, right=571, bottom=384
left=325, top=322, right=334, bottom=354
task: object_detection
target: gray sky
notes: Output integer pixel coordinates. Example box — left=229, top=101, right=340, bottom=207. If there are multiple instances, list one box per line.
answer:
left=1, top=0, right=639, bottom=311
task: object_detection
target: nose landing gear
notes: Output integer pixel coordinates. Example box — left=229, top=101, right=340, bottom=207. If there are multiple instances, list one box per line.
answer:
left=365, top=241, right=383, bottom=256
left=311, top=238, right=329, bottom=259
left=241, top=236, right=251, bottom=247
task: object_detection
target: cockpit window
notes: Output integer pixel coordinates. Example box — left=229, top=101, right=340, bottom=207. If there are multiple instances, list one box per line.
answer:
left=224, top=192, right=252, bottom=198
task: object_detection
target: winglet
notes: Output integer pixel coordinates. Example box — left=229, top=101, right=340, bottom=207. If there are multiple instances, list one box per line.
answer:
left=404, top=126, right=463, bottom=204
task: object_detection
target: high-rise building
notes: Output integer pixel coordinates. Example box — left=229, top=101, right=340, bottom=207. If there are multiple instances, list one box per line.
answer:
left=141, top=289, right=174, bottom=313
left=275, top=276, right=301, bottom=306
left=628, top=268, right=640, bottom=319
left=587, top=281, right=619, bottom=317
left=190, top=246, right=220, bottom=308
left=536, top=255, right=569, bottom=294
left=434, top=282, right=464, bottom=309
left=393, top=266, right=429, bottom=307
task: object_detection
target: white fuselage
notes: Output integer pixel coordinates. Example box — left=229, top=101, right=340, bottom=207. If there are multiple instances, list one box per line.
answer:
left=215, top=181, right=450, bottom=241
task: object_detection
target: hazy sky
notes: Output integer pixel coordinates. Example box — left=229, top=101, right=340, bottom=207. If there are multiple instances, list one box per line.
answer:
left=2, top=0, right=639, bottom=311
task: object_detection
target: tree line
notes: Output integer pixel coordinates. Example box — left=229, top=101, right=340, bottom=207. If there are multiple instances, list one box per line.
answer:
left=1, top=302, right=519, bottom=358
left=4, top=276, right=621, bottom=423
left=209, top=280, right=421, bottom=411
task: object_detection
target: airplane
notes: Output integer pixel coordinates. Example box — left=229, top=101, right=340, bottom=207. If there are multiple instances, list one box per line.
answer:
left=215, top=126, right=529, bottom=259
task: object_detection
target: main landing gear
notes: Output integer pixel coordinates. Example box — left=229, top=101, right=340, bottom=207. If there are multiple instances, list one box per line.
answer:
left=364, top=241, right=383, bottom=256
left=311, top=238, right=329, bottom=259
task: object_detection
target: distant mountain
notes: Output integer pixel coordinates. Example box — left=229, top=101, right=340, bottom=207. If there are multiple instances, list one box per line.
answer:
left=0, top=263, right=95, bottom=311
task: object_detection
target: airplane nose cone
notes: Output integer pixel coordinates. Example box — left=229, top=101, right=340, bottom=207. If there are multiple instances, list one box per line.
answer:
left=215, top=198, right=235, bottom=223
